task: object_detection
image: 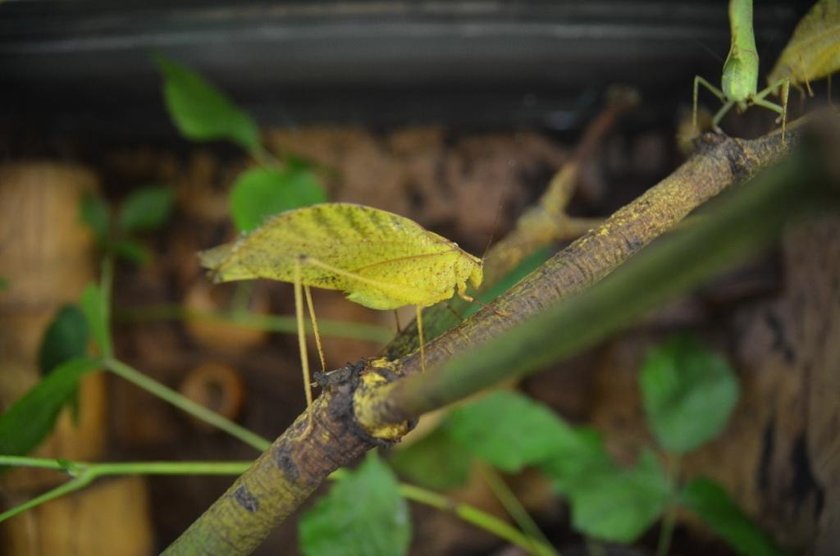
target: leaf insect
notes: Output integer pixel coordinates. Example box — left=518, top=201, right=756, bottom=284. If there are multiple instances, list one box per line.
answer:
left=767, top=0, right=840, bottom=99
left=693, top=0, right=790, bottom=138
left=200, top=203, right=484, bottom=428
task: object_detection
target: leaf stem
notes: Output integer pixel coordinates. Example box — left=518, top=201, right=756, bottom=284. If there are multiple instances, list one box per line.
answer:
left=104, top=357, right=270, bottom=452
left=99, top=255, right=115, bottom=358
left=116, top=304, right=393, bottom=343
left=1, top=454, right=556, bottom=556
left=0, top=475, right=92, bottom=523
left=479, top=465, right=557, bottom=556
left=398, top=483, right=556, bottom=555
left=0, top=456, right=252, bottom=523
left=656, top=454, right=682, bottom=556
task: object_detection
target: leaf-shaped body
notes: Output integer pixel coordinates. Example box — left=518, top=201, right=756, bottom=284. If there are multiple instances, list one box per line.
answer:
left=200, top=203, right=483, bottom=310
left=768, top=0, right=840, bottom=87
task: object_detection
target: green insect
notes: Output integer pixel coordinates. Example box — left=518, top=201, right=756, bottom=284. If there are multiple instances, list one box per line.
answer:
left=693, top=0, right=790, bottom=136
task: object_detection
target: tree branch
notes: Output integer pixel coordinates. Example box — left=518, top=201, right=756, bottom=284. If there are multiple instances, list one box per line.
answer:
left=166, top=121, right=823, bottom=555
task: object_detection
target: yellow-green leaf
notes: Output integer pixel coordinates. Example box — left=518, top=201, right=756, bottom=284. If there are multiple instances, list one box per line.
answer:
left=199, top=203, right=483, bottom=310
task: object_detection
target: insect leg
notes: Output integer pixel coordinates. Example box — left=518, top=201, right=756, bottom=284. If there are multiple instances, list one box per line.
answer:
left=416, top=305, right=426, bottom=373
left=304, top=285, right=327, bottom=374
left=711, top=99, right=737, bottom=132
left=694, top=75, right=727, bottom=131
left=294, top=258, right=314, bottom=431
left=456, top=281, right=475, bottom=303
left=754, top=79, right=788, bottom=142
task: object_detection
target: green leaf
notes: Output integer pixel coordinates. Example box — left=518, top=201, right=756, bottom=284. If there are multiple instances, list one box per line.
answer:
left=80, top=283, right=110, bottom=357
left=117, top=185, right=175, bottom=233
left=230, top=166, right=327, bottom=232
left=37, top=305, right=89, bottom=376
left=537, top=427, right=614, bottom=494
left=568, top=450, right=671, bottom=543
left=681, top=478, right=787, bottom=556
left=0, top=276, right=8, bottom=291
left=112, top=239, right=152, bottom=265
left=299, top=452, right=410, bottom=556
left=154, top=54, right=261, bottom=153
left=389, top=424, right=472, bottom=491
left=80, top=193, right=110, bottom=243
left=0, top=357, right=100, bottom=456
left=447, top=390, right=600, bottom=473
left=640, top=336, right=740, bottom=454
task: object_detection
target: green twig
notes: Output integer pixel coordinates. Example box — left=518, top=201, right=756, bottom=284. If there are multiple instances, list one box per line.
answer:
left=398, top=483, right=556, bottom=555
left=104, top=358, right=270, bottom=452
left=479, top=466, right=557, bottom=556
left=0, top=454, right=553, bottom=555
left=0, top=456, right=252, bottom=523
left=656, top=455, right=682, bottom=556
left=99, top=256, right=115, bottom=358
left=116, top=305, right=393, bottom=343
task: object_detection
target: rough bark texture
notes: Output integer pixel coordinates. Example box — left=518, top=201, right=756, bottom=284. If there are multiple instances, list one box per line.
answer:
left=373, top=129, right=796, bottom=425
left=165, top=125, right=802, bottom=555
left=163, top=364, right=373, bottom=555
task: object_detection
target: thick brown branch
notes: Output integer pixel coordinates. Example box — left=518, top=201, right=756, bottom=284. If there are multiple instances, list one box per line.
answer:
left=162, top=367, right=375, bottom=555
left=368, top=128, right=796, bottom=426
left=166, top=124, right=799, bottom=555
left=387, top=88, right=639, bottom=358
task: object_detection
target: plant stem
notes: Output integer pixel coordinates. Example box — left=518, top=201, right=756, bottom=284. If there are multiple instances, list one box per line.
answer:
left=99, top=255, right=115, bottom=358
left=0, top=475, right=92, bottom=523
left=656, top=455, right=682, bottom=556
left=0, top=456, right=252, bottom=523
left=116, top=305, right=393, bottom=343
left=480, top=466, right=557, bottom=556
left=398, top=483, right=556, bottom=556
left=0, top=454, right=554, bottom=555
left=0, top=455, right=252, bottom=476
left=104, top=358, right=270, bottom=451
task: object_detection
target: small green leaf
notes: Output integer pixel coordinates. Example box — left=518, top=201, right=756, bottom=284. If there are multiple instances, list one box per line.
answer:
left=117, top=185, right=174, bottom=233
left=112, top=239, right=152, bottom=265
left=568, top=450, right=671, bottom=543
left=537, top=427, right=614, bottom=494
left=230, top=166, right=327, bottom=232
left=447, top=390, right=598, bottom=473
left=80, top=193, right=110, bottom=243
left=641, top=336, right=740, bottom=454
left=389, top=424, right=472, bottom=491
left=300, top=452, right=410, bottom=556
left=681, top=478, right=787, bottom=556
left=80, top=283, right=111, bottom=357
left=154, top=54, right=261, bottom=153
left=37, top=305, right=89, bottom=376
left=0, top=357, right=100, bottom=456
